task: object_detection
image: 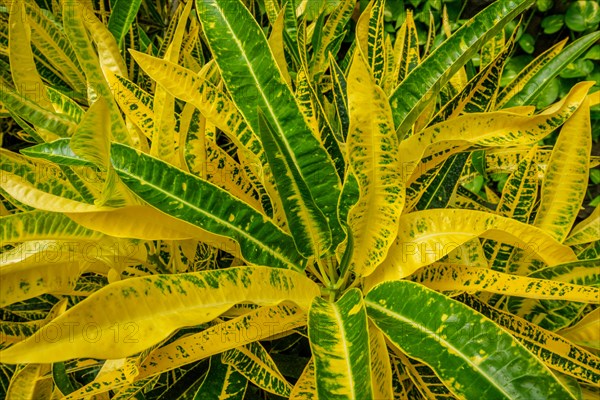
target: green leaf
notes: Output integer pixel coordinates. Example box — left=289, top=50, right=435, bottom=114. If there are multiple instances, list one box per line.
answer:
left=109, top=143, right=306, bottom=270
left=518, top=33, right=535, bottom=54
left=137, top=304, right=306, bottom=379
left=503, top=31, right=600, bottom=107
left=195, top=0, right=343, bottom=242
left=389, top=0, right=535, bottom=136
left=107, top=0, right=142, bottom=46
left=196, top=357, right=247, bottom=399
left=565, top=1, right=600, bottom=32
left=258, top=111, right=332, bottom=258
left=365, top=280, right=575, bottom=399
left=458, top=294, right=600, bottom=385
left=0, top=267, right=320, bottom=363
left=222, top=342, right=291, bottom=397
left=308, top=288, right=373, bottom=399
left=414, top=152, right=469, bottom=210
left=541, top=15, right=565, bottom=34
left=1, top=210, right=102, bottom=243
left=62, top=0, right=133, bottom=146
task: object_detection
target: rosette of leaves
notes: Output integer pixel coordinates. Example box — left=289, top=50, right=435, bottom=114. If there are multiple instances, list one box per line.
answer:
left=1, top=0, right=599, bottom=399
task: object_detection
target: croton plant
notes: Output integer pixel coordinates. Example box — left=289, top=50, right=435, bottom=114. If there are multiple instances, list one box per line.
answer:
left=0, top=0, right=599, bottom=398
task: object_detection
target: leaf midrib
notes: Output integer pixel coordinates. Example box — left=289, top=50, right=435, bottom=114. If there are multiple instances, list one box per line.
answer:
left=365, top=299, right=513, bottom=399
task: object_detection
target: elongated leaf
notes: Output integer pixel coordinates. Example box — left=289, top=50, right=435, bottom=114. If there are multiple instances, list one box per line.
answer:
left=380, top=209, right=576, bottom=279
left=507, top=258, right=600, bottom=331
left=137, top=303, right=306, bottom=378
left=399, top=82, right=592, bottom=179
left=503, top=31, right=600, bottom=107
left=392, top=10, right=420, bottom=86
left=62, top=0, right=132, bottom=146
left=107, top=0, right=142, bottom=46
left=311, top=0, right=354, bottom=77
left=1, top=260, right=81, bottom=307
left=62, top=358, right=139, bottom=400
left=356, top=0, right=386, bottom=85
left=18, top=1, right=86, bottom=93
left=0, top=267, right=320, bottom=363
left=495, top=38, right=567, bottom=108
left=128, top=52, right=265, bottom=169
left=1, top=210, right=102, bottom=243
left=345, top=51, right=404, bottom=277
left=413, top=152, right=469, bottom=211
left=534, top=97, right=591, bottom=242
left=5, top=364, right=52, bottom=400
left=431, top=34, right=514, bottom=125
left=394, top=351, right=457, bottom=399
left=365, top=280, right=574, bottom=399
left=258, top=109, right=332, bottom=258
left=329, top=56, right=350, bottom=140
left=110, top=143, right=305, bottom=270
left=195, top=357, right=247, bottom=399
left=8, top=0, right=52, bottom=112
left=369, top=323, right=393, bottom=400
left=196, top=0, right=342, bottom=241
left=308, top=288, right=372, bottom=399
left=458, top=294, right=600, bottom=385
left=389, top=0, right=534, bottom=135
left=0, top=85, right=77, bottom=139
left=222, top=341, right=291, bottom=396
left=410, top=264, right=599, bottom=303
left=558, top=309, right=600, bottom=349
left=565, top=206, right=600, bottom=246
left=290, top=359, right=317, bottom=400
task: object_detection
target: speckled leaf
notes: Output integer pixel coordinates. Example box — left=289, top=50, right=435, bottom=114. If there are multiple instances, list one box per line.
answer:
left=565, top=206, right=599, bottom=246
left=311, top=0, right=354, bottom=77
left=222, top=341, right=291, bottom=397
left=345, top=51, right=404, bottom=277
left=534, top=97, right=592, bottom=242
left=62, top=0, right=132, bottom=146
left=369, top=324, right=393, bottom=400
left=0, top=85, right=77, bottom=139
left=365, top=280, right=574, bottom=399
left=389, top=0, right=535, bottom=136
left=0, top=267, right=320, bottom=363
left=381, top=209, right=577, bottom=279
left=0, top=259, right=81, bottom=307
left=507, top=258, right=600, bottom=331
left=196, top=0, right=342, bottom=241
left=195, top=357, right=247, bottom=399
left=137, top=303, right=306, bottom=379
left=308, top=288, right=373, bottom=400
left=290, top=359, right=317, bottom=400
left=392, top=10, right=420, bottom=86
left=558, top=308, right=600, bottom=349
left=502, top=32, right=600, bottom=108
left=431, top=33, right=514, bottom=125
left=399, top=82, right=592, bottom=179
left=1, top=210, right=102, bottom=244
left=110, top=143, right=305, bottom=270
left=258, top=111, right=332, bottom=257
left=8, top=0, right=52, bottom=112
left=410, top=263, right=599, bottom=303
left=458, top=294, right=600, bottom=385
left=356, top=0, right=386, bottom=85
left=18, top=0, right=86, bottom=93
